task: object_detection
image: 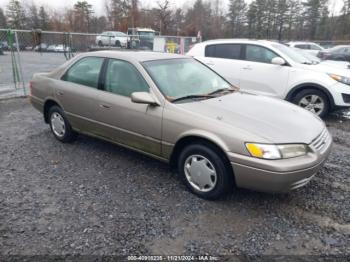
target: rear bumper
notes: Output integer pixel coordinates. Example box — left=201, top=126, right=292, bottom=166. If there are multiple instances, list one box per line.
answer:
left=29, top=95, right=44, bottom=113
left=228, top=135, right=332, bottom=193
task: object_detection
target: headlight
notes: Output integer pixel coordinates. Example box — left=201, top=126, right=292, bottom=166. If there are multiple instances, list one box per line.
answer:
left=246, top=143, right=308, bottom=160
left=328, top=74, right=350, bottom=86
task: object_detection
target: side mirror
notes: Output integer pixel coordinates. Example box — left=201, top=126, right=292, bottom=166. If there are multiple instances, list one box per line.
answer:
left=131, top=92, right=159, bottom=105
left=271, top=57, right=286, bottom=66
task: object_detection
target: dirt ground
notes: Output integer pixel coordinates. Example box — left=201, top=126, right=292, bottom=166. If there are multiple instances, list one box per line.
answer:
left=0, top=98, right=349, bottom=259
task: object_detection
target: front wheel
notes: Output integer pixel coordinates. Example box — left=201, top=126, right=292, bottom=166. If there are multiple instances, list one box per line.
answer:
left=48, top=106, right=77, bottom=143
left=178, top=143, right=234, bottom=200
left=292, top=89, right=330, bottom=117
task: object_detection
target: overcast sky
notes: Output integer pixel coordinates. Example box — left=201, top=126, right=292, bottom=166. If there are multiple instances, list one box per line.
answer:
left=0, top=0, right=344, bottom=16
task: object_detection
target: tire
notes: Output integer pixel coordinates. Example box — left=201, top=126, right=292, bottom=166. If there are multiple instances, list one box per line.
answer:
left=98, top=40, right=103, bottom=47
left=292, top=88, right=330, bottom=118
left=48, top=106, right=77, bottom=143
left=178, top=143, right=234, bottom=200
left=115, top=40, right=121, bottom=47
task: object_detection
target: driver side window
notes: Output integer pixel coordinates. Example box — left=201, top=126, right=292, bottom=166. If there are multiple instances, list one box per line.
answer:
left=104, top=59, right=149, bottom=97
left=245, top=45, right=278, bottom=64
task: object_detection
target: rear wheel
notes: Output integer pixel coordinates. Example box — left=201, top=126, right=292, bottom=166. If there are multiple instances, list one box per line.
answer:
left=292, top=89, right=330, bottom=117
left=98, top=40, right=103, bottom=47
left=115, top=40, right=121, bottom=47
left=178, top=143, right=234, bottom=200
left=48, top=106, right=77, bottom=143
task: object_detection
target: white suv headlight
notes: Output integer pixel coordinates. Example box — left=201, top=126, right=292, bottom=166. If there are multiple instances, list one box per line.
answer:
left=329, top=74, right=350, bottom=86
left=246, top=143, right=308, bottom=160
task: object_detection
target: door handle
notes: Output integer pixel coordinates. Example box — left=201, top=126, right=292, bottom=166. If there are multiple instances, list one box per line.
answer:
left=242, top=66, right=252, bottom=70
left=99, top=104, right=111, bottom=109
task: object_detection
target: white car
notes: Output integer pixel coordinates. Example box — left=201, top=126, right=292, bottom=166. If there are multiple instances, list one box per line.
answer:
left=187, top=39, right=350, bottom=117
left=295, top=48, right=350, bottom=70
left=54, top=45, right=71, bottom=53
left=286, top=41, right=324, bottom=56
left=96, top=31, right=127, bottom=48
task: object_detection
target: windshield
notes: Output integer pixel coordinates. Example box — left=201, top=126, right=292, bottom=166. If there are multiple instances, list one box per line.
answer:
left=143, top=58, right=232, bottom=101
left=328, top=45, right=347, bottom=53
left=292, top=48, right=321, bottom=64
left=273, top=44, right=312, bottom=64
left=138, top=31, right=155, bottom=38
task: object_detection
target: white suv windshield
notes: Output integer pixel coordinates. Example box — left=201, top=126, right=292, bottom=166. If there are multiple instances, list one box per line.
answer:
left=143, top=58, right=231, bottom=100
left=273, top=44, right=312, bottom=64
left=139, top=31, right=155, bottom=38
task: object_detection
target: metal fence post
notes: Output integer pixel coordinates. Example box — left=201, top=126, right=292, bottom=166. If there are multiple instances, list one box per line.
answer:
left=14, top=31, right=26, bottom=95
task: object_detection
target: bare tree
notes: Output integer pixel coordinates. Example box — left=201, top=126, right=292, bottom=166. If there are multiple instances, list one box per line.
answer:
left=157, top=0, right=172, bottom=35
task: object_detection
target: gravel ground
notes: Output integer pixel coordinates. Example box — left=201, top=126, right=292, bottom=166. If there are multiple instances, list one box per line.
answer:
left=0, top=98, right=349, bottom=259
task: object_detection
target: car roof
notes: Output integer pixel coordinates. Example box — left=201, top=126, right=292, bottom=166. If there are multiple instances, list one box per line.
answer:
left=199, top=39, right=281, bottom=47
left=84, top=51, right=188, bottom=62
left=288, top=41, right=319, bottom=45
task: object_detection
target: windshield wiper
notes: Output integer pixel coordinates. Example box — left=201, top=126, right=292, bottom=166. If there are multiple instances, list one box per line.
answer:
left=171, top=94, right=215, bottom=103
left=208, top=87, right=237, bottom=96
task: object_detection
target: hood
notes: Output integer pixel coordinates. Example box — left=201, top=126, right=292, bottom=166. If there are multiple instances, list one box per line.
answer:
left=298, top=62, right=350, bottom=77
left=178, top=92, right=325, bottom=144
left=320, top=60, right=350, bottom=70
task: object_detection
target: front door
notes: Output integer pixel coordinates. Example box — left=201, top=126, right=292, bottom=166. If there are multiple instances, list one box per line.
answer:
left=95, top=58, right=163, bottom=156
left=239, top=44, right=290, bottom=98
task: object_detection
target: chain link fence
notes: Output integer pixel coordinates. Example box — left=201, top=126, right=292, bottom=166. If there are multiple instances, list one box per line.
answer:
left=3, top=29, right=348, bottom=100
left=0, top=29, right=201, bottom=99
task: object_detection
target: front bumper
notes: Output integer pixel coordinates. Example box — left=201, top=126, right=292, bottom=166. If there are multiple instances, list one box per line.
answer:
left=228, top=130, right=333, bottom=193
left=330, top=82, right=350, bottom=107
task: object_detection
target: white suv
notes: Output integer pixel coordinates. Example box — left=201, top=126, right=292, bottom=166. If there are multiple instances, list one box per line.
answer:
left=96, top=31, right=127, bottom=48
left=187, top=39, right=350, bottom=117
left=286, top=41, right=324, bottom=56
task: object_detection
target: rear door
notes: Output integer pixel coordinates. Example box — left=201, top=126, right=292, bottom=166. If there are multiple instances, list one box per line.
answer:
left=94, top=58, right=163, bottom=156
left=239, top=44, right=290, bottom=98
left=197, top=44, right=243, bottom=87
left=56, top=56, right=105, bottom=132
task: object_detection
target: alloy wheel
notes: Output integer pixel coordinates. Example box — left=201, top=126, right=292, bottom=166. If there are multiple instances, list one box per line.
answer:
left=298, top=94, right=325, bottom=116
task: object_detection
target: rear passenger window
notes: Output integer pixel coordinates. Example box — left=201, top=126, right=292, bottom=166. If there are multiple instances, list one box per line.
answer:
left=63, top=57, right=104, bottom=88
left=205, top=44, right=241, bottom=59
left=245, top=45, right=278, bottom=64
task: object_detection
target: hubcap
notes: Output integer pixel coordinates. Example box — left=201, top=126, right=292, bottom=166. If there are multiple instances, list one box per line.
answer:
left=299, top=95, right=325, bottom=116
left=50, top=112, right=66, bottom=138
left=184, top=155, right=217, bottom=193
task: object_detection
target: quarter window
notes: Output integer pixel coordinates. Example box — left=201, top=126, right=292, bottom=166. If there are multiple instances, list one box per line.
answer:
left=105, top=59, right=149, bottom=97
left=205, top=44, right=242, bottom=59
left=63, top=57, right=104, bottom=88
left=245, top=45, right=279, bottom=64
